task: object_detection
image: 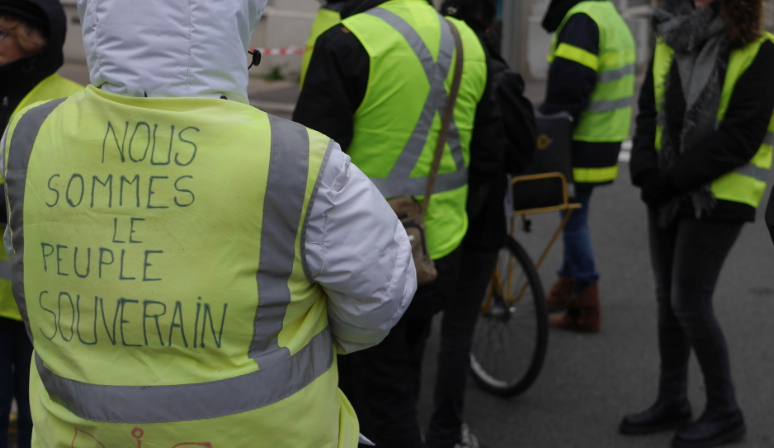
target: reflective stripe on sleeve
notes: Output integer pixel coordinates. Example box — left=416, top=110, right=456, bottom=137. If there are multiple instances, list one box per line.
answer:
left=6, top=98, right=67, bottom=342
left=366, top=8, right=466, bottom=193
left=573, top=165, right=619, bottom=183
left=36, top=327, right=334, bottom=423
left=763, top=131, right=774, bottom=147
left=734, top=163, right=769, bottom=182
left=553, top=43, right=599, bottom=71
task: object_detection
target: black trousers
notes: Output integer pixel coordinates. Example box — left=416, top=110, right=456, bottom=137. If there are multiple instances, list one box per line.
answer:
left=426, top=250, right=498, bottom=448
left=0, top=317, right=33, bottom=448
left=648, top=210, right=742, bottom=415
left=339, top=248, right=462, bottom=448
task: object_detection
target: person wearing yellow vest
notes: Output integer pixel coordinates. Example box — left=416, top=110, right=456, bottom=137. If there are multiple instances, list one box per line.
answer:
left=1, top=0, right=417, bottom=446
left=299, top=0, right=346, bottom=88
left=294, top=0, right=495, bottom=446
left=540, top=0, right=636, bottom=333
left=624, top=0, right=774, bottom=446
left=0, top=1, right=81, bottom=447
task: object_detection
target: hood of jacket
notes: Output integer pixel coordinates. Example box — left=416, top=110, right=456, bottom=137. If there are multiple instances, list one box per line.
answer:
left=0, top=0, right=67, bottom=102
left=77, top=0, right=267, bottom=103
left=340, top=0, right=432, bottom=19
left=656, top=0, right=762, bottom=48
left=541, top=0, right=588, bottom=33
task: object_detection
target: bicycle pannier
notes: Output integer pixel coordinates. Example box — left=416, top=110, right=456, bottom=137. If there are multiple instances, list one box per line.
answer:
left=511, top=112, right=575, bottom=211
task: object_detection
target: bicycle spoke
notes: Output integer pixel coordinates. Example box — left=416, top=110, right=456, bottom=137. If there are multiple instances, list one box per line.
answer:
left=470, top=236, right=548, bottom=397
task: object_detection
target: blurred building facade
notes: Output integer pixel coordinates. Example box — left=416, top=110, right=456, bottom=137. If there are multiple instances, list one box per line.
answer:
left=59, top=0, right=774, bottom=81
left=59, top=0, right=321, bottom=79
left=501, top=0, right=653, bottom=80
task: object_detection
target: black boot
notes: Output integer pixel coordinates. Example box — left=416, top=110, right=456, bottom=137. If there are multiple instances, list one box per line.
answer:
left=671, top=409, right=745, bottom=448
left=620, top=397, right=692, bottom=435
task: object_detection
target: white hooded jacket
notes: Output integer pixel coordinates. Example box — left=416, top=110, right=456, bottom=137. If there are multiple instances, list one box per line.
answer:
left=6, top=0, right=416, bottom=353
left=81, top=0, right=416, bottom=353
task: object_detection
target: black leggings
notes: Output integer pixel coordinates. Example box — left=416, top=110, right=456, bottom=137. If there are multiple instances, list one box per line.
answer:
left=648, top=210, right=742, bottom=414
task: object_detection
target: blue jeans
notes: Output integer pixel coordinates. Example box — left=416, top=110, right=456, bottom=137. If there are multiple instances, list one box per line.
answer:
left=558, top=187, right=599, bottom=295
left=0, top=317, right=33, bottom=448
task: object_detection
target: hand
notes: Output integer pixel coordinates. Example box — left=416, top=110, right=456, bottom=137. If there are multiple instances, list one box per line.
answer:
left=640, top=172, right=677, bottom=207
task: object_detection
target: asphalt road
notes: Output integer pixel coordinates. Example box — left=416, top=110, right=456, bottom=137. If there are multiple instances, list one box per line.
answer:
left=416, top=167, right=774, bottom=448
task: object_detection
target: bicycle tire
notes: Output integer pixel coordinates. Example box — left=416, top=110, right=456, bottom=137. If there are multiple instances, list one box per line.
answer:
left=469, top=235, right=549, bottom=397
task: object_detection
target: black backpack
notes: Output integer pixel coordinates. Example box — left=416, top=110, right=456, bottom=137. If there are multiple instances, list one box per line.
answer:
left=489, top=53, right=538, bottom=176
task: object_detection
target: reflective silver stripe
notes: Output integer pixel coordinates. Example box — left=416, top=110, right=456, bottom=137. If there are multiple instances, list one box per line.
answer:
left=370, top=169, right=468, bottom=198
left=734, top=163, right=769, bottom=182
left=763, top=131, right=774, bottom=146
left=587, top=97, right=632, bottom=113
left=7, top=98, right=67, bottom=342
left=0, top=260, right=11, bottom=280
left=598, top=64, right=635, bottom=83
left=36, top=327, right=334, bottom=423
left=448, top=122, right=465, bottom=172
left=366, top=8, right=467, bottom=185
left=249, top=115, right=309, bottom=369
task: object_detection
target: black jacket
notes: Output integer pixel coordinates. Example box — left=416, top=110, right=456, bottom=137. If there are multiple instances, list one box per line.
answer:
left=630, top=41, right=774, bottom=223
left=463, top=36, right=536, bottom=252
left=293, top=0, right=507, bottom=252
left=293, top=0, right=502, bottom=184
left=539, top=13, right=598, bottom=123
left=0, top=0, right=68, bottom=131
left=0, top=0, right=69, bottom=225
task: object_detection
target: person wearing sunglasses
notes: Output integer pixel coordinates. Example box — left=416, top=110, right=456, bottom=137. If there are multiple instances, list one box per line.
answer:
left=0, top=1, right=81, bottom=447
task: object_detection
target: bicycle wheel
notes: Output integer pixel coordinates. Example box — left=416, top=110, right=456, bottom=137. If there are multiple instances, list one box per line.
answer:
left=469, top=235, right=548, bottom=397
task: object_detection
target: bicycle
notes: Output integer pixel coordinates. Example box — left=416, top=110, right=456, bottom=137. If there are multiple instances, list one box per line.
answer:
left=469, top=229, right=548, bottom=397
left=469, top=171, right=580, bottom=397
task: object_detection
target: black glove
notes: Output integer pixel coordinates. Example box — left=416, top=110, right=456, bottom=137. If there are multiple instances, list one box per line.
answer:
left=641, top=172, right=678, bottom=207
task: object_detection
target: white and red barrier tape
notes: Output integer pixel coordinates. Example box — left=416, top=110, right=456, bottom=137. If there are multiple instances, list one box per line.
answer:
left=250, top=47, right=305, bottom=56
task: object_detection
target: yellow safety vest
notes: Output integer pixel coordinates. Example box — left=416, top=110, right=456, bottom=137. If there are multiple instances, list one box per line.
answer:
left=343, top=0, right=487, bottom=259
left=4, top=86, right=358, bottom=447
left=0, top=73, right=82, bottom=322
left=654, top=34, right=774, bottom=209
left=300, top=6, right=342, bottom=88
left=547, top=0, right=636, bottom=184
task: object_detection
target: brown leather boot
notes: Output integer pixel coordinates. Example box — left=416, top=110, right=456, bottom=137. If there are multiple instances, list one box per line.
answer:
left=549, top=282, right=600, bottom=333
left=545, top=276, right=573, bottom=311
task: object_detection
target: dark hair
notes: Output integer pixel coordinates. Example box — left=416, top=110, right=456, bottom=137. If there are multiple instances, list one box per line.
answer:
left=440, top=0, right=497, bottom=33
